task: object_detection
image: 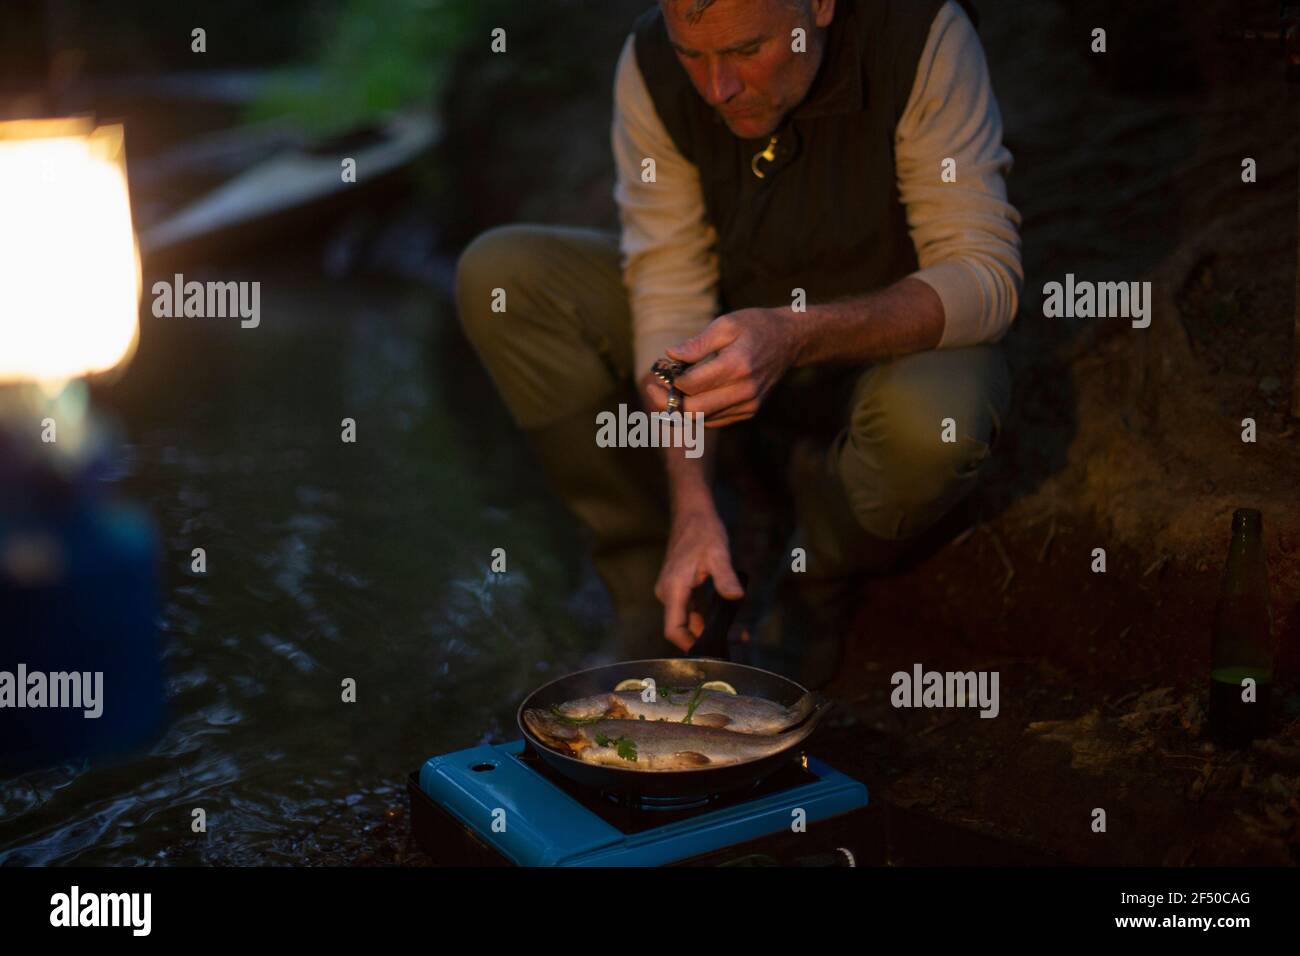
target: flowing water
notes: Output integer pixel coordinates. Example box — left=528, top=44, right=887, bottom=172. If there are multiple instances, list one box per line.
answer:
left=0, top=259, right=608, bottom=864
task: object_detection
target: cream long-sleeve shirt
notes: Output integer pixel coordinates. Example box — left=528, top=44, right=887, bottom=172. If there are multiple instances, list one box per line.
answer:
left=611, top=0, right=1023, bottom=378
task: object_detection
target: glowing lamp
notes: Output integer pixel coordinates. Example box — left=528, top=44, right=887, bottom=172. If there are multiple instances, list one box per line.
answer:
left=0, top=118, right=141, bottom=386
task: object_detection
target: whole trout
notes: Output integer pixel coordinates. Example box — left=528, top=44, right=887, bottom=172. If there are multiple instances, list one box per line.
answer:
left=555, top=689, right=814, bottom=735
left=523, top=703, right=829, bottom=771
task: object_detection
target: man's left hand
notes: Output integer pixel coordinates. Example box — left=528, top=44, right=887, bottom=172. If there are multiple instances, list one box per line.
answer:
left=662, top=308, right=802, bottom=427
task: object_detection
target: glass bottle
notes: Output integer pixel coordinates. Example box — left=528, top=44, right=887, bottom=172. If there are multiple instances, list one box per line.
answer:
left=1208, top=508, right=1275, bottom=746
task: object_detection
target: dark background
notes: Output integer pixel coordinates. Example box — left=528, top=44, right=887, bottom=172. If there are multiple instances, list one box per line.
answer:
left=0, top=0, right=1297, bottom=866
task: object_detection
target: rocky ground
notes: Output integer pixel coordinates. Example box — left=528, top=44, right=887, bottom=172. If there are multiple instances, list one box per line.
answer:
left=394, top=0, right=1300, bottom=865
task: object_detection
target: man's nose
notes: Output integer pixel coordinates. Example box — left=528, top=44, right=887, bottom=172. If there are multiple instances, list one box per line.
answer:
left=702, top=59, right=743, bottom=106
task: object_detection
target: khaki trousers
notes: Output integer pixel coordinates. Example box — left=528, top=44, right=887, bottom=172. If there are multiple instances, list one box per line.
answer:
left=455, top=223, right=1011, bottom=657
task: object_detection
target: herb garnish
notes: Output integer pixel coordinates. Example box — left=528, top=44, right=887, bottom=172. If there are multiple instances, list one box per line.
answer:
left=682, top=682, right=707, bottom=724
left=594, top=732, right=638, bottom=762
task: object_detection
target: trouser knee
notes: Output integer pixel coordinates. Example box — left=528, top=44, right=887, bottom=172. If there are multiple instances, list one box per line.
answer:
left=842, top=432, right=991, bottom=541
left=455, top=224, right=550, bottom=358
left=454, top=224, right=624, bottom=428
left=834, top=345, right=1010, bottom=542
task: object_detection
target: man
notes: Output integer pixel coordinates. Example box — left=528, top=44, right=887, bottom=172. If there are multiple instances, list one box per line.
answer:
left=456, top=0, right=1020, bottom=687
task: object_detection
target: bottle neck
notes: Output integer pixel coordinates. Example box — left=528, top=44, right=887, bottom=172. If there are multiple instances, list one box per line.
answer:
left=1220, top=514, right=1268, bottom=594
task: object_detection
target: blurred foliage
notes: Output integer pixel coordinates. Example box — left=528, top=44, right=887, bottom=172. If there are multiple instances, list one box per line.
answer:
left=246, top=0, right=475, bottom=135
left=40, top=0, right=319, bottom=71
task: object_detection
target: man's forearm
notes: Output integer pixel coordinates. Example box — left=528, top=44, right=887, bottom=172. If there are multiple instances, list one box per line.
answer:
left=642, top=275, right=946, bottom=510
left=662, top=440, right=715, bottom=516
left=791, top=275, right=946, bottom=366
left=639, top=371, right=717, bottom=516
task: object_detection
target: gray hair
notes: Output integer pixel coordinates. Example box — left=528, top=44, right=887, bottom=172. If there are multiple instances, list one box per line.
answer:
left=665, top=0, right=811, bottom=26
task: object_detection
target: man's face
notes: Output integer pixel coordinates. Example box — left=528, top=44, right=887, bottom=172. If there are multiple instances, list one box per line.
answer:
left=661, top=0, right=834, bottom=140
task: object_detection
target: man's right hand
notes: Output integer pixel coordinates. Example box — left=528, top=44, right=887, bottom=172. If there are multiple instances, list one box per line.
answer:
left=656, top=502, right=745, bottom=652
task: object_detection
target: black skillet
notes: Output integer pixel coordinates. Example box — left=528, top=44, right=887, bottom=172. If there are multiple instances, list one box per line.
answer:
left=516, top=575, right=832, bottom=800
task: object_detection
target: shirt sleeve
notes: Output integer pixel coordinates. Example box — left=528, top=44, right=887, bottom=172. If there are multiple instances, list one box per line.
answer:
left=611, top=32, right=720, bottom=378
left=895, top=0, right=1024, bottom=348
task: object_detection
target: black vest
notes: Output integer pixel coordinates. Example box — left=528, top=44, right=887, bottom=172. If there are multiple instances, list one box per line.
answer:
left=632, top=0, right=952, bottom=313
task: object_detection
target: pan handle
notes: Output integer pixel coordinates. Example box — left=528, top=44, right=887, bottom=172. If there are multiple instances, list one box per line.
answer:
left=685, top=571, right=748, bottom=660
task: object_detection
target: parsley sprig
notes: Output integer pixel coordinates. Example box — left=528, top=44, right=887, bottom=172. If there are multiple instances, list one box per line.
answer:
left=594, top=732, right=638, bottom=762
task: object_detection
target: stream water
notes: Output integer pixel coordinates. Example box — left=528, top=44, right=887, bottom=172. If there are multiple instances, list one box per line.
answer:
left=0, top=260, right=607, bottom=864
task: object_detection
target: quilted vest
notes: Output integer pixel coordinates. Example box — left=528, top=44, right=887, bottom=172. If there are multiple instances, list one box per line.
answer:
left=631, top=0, right=957, bottom=313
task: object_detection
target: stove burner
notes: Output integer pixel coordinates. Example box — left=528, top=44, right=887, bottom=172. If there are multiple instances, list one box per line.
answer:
left=601, top=789, right=717, bottom=812
left=517, top=743, right=818, bottom=835
left=599, top=774, right=771, bottom=812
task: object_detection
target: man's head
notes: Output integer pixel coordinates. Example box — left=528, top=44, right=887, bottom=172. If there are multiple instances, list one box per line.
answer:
left=659, top=0, right=835, bottom=140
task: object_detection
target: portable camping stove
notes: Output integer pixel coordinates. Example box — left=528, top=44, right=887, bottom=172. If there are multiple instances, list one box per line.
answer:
left=409, top=739, right=869, bottom=867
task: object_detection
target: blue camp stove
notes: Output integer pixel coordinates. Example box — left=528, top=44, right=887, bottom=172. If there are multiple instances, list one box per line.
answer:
left=408, top=739, right=869, bottom=867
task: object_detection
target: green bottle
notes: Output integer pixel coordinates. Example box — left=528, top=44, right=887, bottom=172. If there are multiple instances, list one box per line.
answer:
left=1208, top=508, right=1275, bottom=746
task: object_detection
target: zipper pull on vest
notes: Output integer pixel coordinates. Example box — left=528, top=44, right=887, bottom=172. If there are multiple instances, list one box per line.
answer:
left=751, top=134, right=779, bottom=178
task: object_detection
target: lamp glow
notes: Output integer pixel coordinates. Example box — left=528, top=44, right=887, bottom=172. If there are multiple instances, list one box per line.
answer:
left=0, top=118, right=141, bottom=385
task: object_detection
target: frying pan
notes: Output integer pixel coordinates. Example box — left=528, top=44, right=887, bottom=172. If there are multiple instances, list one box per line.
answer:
left=516, top=577, right=832, bottom=800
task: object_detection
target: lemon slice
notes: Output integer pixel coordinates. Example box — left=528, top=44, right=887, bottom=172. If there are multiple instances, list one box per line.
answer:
left=614, top=678, right=649, bottom=692
left=700, top=680, right=738, bottom=695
